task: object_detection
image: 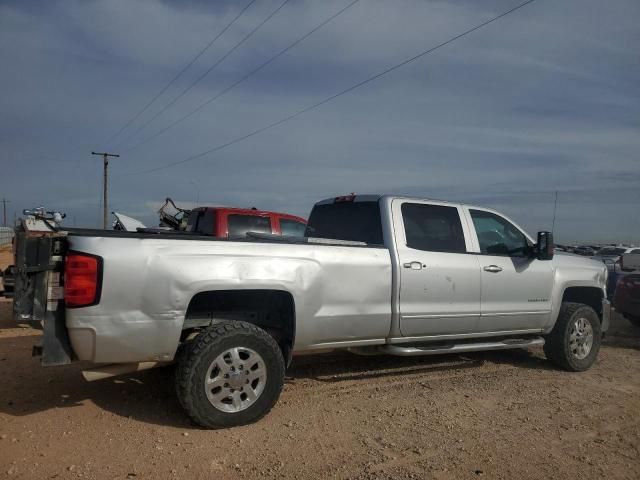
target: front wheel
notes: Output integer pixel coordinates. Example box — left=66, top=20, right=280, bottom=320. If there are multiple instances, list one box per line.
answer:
left=544, top=302, right=602, bottom=372
left=175, top=321, right=285, bottom=428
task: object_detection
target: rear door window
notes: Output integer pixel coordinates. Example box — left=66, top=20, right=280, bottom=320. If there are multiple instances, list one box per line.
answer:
left=401, top=203, right=466, bottom=253
left=228, top=214, right=272, bottom=237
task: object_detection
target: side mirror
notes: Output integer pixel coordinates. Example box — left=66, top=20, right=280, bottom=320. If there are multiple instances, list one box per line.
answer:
left=536, top=231, right=554, bottom=260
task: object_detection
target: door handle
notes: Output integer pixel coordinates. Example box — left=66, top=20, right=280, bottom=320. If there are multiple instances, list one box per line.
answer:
left=483, top=265, right=503, bottom=273
left=403, top=261, right=424, bottom=270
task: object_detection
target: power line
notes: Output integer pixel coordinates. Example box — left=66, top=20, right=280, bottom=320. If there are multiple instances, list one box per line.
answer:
left=116, top=0, right=291, bottom=150
left=123, top=0, right=360, bottom=153
left=102, top=0, right=257, bottom=148
left=122, top=0, right=537, bottom=176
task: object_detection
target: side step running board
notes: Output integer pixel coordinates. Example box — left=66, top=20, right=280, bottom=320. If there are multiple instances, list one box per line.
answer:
left=380, top=337, right=545, bottom=357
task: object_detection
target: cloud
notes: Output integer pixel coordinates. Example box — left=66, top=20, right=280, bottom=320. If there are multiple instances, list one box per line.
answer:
left=0, top=0, right=638, bottom=243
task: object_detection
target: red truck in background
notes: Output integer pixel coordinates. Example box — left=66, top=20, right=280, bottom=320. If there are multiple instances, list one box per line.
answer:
left=185, top=206, right=307, bottom=238
left=157, top=198, right=307, bottom=238
left=613, top=253, right=640, bottom=327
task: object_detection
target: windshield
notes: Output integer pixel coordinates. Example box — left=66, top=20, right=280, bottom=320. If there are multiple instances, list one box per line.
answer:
left=305, top=201, right=383, bottom=245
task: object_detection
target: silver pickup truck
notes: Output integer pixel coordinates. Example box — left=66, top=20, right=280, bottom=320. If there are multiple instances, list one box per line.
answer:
left=4, top=194, right=610, bottom=428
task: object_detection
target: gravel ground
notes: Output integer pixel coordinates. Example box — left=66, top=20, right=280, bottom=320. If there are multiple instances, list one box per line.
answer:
left=0, top=246, right=639, bottom=479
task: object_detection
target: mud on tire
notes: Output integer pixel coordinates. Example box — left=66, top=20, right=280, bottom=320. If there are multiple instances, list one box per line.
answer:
left=544, top=302, right=601, bottom=372
left=175, top=321, right=285, bottom=428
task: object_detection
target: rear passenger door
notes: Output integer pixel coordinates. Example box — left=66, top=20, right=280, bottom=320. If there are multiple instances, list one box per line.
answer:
left=393, top=200, right=481, bottom=337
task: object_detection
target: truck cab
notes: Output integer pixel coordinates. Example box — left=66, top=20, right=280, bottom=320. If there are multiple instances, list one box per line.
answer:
left=185, top=207, right=307, bottom=238
left=306, top=194, right=608, bottom=340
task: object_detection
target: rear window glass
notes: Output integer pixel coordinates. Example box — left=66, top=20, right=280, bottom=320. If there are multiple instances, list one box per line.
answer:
left=228, top=215, right=272, bottom=237
left=280, top=219, right=307, bottom=237
left=305, top=201, right=383, bottom=245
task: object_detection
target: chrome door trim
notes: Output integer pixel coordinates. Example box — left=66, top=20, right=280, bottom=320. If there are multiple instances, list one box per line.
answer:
left=402, top=313, right=479, bottom=319
left=481, top=311, right=550, bottom=317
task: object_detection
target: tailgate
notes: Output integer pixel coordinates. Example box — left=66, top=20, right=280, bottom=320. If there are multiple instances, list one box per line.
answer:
left=7, top=230, right=73, bottom=365
left=621, top=253, right=640, bottom=272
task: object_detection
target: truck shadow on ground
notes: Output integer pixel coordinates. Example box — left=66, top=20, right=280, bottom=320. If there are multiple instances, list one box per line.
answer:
left=285, top=348, right=551, bottom=384
left=603, top=313, right=640, bottom=350
left=0, top=334, right=570, bottom=428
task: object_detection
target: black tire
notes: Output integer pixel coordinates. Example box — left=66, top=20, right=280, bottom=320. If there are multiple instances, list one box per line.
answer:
left=175, top=321, right=285, bottom=428
left=625, top=315, right=640, bottom=327
left=544, top=302, right=601, bottom=372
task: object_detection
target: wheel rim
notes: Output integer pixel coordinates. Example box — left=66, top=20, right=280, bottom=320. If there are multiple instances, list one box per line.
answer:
left=204, top=347, right=267, bottom=413
left=569, top=317, right=594, bottom=360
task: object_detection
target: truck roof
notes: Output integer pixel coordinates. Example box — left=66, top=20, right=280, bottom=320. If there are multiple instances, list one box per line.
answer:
left=313, top=193, right=533, bottom=242
left=193, top=206, right=306, bottom=224
left=314, top=194, right=484, bottom=210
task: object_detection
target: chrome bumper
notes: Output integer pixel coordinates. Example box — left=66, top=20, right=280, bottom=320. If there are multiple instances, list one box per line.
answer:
left=601, top=298, right=611, bottom=333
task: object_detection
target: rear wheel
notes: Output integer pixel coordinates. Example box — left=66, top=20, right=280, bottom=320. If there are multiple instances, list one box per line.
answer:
left=544, top=302, right=601, bottom=371
left=175, top=321, right=285, bottom=428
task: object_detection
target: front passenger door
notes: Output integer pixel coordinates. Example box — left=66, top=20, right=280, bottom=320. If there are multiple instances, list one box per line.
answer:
left=467, top=209, right=553, bottom=332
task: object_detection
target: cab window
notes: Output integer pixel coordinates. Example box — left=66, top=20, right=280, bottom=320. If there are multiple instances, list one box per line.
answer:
left=305, top=201, right=384, bottom=245
left=280, top=218, right=306, bottom=237
left=401, top=203, right=466, bottom=253
left=227, top=214, right=272, bottom=237
left=186, top=209, right=215, bottom=235
left=470, top=209, right=529, bottom=257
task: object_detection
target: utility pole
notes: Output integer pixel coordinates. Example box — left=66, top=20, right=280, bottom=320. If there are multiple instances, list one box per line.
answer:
left=551, top=190, right=558, bottom=233
left=190, top=180, right=200, bottom=206
left=1, top=197, right=10, bottom=227
left=91, top=152, right=120, bottom=229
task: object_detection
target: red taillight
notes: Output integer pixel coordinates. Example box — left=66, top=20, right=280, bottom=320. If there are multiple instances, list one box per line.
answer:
left=65, top=253, right=101, bottom=308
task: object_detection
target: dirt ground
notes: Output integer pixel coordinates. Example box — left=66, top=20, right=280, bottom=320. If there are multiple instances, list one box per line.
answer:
left=0, top=246, right=639, bottom=479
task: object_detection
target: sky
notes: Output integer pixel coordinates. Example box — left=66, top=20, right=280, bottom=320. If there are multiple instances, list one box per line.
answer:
left=1, top=0, right=639, bottom=243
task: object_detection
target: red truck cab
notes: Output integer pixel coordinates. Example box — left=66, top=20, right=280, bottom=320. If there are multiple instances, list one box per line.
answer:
left=185, top=207, right=307, bottom=238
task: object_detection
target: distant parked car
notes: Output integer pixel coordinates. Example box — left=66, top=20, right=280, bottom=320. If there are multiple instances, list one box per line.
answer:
left=613, top=273, right=640, bottom=327
left=596, top=247, right=640, bottom=298
left=620, top=253, right=640, bottom=272
left=573, top=246, right=595, bottom=256
left=185, top=206, right=307, bottom=238
left=593, top=247, right=640, bottom=270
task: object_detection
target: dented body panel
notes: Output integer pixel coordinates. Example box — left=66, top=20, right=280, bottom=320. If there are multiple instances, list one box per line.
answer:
left=65, top=236, right=392, bottom=363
